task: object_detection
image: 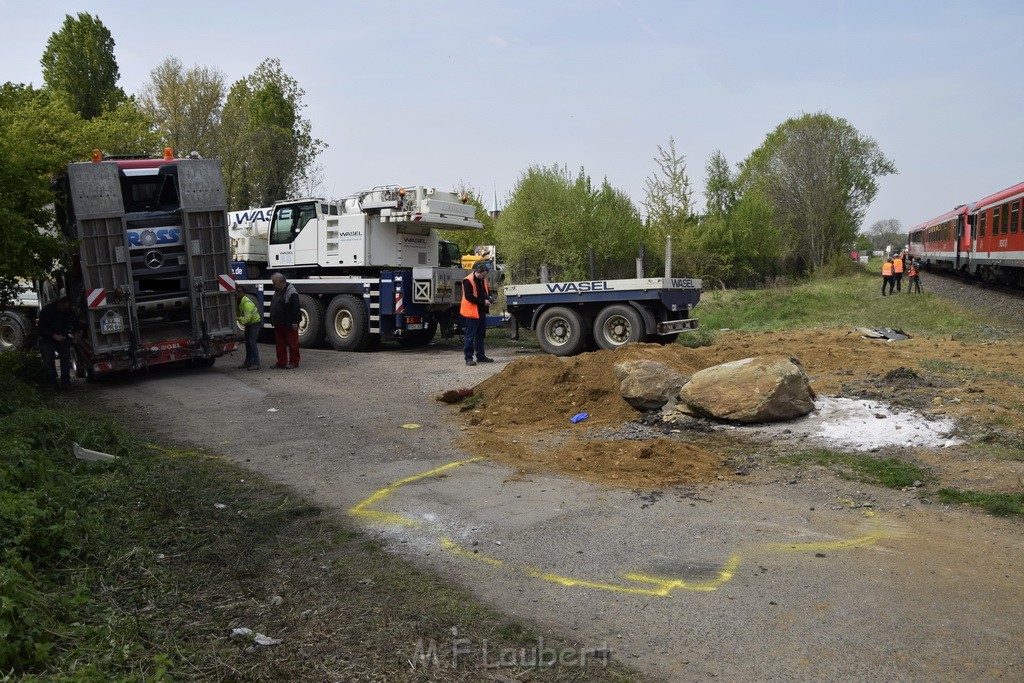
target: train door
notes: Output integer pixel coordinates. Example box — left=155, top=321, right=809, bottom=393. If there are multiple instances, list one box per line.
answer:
left=955, top=214, right=965, bottom=271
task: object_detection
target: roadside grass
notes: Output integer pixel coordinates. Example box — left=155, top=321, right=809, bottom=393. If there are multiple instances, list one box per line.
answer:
left=685, top=261, right=1021, bottom=346
left=937, top=488, right=1024, bottom=517
left=0, top=352, right=644, bottom=682
left=779, top=448, right=927, bottom=489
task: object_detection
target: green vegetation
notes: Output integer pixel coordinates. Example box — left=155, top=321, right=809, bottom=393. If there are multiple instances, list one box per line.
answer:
left=937, top=489, right=1024, bottom=517
left=686, top=260, right=1022, bottom=344
left=0, top=352, right=641, bottom=681
left=780, top=448, right=927, bottom=489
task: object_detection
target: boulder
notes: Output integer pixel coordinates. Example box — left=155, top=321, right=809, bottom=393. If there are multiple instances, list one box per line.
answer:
left=614, top=359, right=689, bottom=411
left=678, top=356, right=816, bottom=423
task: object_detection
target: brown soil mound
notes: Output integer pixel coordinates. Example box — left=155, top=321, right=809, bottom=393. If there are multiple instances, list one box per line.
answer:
left=453, top=329, right=1024, bottom=491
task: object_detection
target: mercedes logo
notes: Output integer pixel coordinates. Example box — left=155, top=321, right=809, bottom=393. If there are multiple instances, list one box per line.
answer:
left=144, top=250, right=164, bottom=269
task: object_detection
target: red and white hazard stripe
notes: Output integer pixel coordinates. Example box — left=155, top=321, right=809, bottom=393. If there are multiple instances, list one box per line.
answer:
left=395, top=287, right=405, bottom=314
left=86, top=288, right=106, bottom=308
left=218, top=274, right=236, bottom=292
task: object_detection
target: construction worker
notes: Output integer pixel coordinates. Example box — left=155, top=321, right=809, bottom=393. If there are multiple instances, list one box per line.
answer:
left=235, top=284, right=263, bottom=369
left=460, top=260, right=493, bottom=366
left=892, top=252, right=905, bottom=293
left=907, top=259, right=922, bottom=294
left=881, top=258, right=894, bottom=296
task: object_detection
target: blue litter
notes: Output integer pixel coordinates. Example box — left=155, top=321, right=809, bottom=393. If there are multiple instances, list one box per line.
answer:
left=570, top=412, right=589, bottom=423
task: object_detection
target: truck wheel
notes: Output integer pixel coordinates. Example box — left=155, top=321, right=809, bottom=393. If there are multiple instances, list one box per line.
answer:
left=297, top=294, right=325, bottom=348
left=535, top=306, right=586, bottom=356
left=593, top=304, right=645, bottom=351
left=325, top=295, right=370, bottom=351
left=192, top=356, right=216, bottom=368
left=0, top=311, right=33, bottom=352
left=399, top=321, right=437, bottom=347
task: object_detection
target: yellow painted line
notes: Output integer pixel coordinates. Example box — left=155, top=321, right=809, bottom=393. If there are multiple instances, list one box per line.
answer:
left=351, top=461, right=897, bottom=597
left=348, top=457, right=483, bottom=526
left=440, top=537, right=503, bottom=566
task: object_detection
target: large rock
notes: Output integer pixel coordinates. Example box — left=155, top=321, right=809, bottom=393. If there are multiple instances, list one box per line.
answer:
left=614, top=359, right=689, bottom=411
left=678, top=356, right=816, bottom=423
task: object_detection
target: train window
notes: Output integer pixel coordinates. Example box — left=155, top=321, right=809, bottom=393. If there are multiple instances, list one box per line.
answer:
left=1012, top=201, right=1020, bottom=234
left=979, top=212, right=986, bottom=237
left=1001, top=202, right=1010, bottom=234
left=993, top=207, right=1001, bottom=235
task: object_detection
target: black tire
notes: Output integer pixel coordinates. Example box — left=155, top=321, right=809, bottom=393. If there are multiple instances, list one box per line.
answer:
left=399, top=321, right=437, bottom=347
left=535, top=306, right=587, bottom=356
left=593, top=304, right=645, bottom=351
left=325, top=294, right=370, bottom=351
left=192, top=356, right=216, bottom=368
left=656, top=333, right=680, bottom=346
left=0, top=310, right=33, bottom=352
left=297, top=294, right=325, bottom=348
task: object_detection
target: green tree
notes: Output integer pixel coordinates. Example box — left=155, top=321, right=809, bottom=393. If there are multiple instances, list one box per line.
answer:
left=737, top=112, right=897, bottom=272
left=40, top=12, right=125, bottom=120
left=703, top=149, right=736, bottom=219
left=498, top=164, right=643, bottom=282
left=139, top=57, right=225, bottom=156
left=0, top=89, right=66, bottom=307
left=642, top=137, right=694, bottom=242
left=219, top=58, right=325, bottom=208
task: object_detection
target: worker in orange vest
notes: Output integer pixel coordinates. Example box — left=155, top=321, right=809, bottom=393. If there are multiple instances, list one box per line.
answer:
left=881, top=258, right=894, bottom=296
left=907, top=259, right=922, bottom=294
left=892, top=253, right=905, bottom=293
left=460, top=260, right=494, bottom=366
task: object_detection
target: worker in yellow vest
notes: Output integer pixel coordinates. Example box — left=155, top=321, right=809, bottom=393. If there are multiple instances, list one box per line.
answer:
left=881, top=258, right=894, bottom=296
left=460, top=261, right=493, bottom=366
left=235, top=284, right=263, bottom=369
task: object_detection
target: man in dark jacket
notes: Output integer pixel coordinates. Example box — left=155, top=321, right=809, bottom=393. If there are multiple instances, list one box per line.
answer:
left=37, top=296, right=79, bottom=388
left=269, top=272, right=301, bottom=368
left=460, top=261, right=493, bottom=366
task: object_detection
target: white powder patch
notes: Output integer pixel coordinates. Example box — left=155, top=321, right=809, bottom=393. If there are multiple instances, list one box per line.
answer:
left=723, top=396, right=960, bottom=451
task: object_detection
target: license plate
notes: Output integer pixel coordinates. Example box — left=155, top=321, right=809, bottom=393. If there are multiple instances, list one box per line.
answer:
left=100, top=311, right=124, bottom=334
left=406, top=323, right=425, bottom=330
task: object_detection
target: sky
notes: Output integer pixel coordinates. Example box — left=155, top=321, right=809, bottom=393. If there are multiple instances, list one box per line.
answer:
left=4, top=0, right=1023, bottom=233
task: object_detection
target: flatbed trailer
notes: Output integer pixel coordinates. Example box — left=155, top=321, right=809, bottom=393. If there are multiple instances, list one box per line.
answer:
left=504, top=276, right=702, bottom=356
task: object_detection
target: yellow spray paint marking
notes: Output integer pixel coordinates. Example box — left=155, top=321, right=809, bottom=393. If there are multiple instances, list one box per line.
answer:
left=351, top=460, right=897, bottom=597
left=401, top=423, right=422, bottom=429
left=440, top=538, right=504, bottom=566
left=348, top=457, right=483, bottom=526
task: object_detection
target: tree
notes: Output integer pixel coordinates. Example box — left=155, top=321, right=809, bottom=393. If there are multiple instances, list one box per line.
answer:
left=865, top=218, right=905, bottom=252
left=0, top=87, right=67, bottom=307
left=497, top=164, right=643, bottom=282
left=438, top=183, right=498, bottom=258
left=642, top=137, right=694, bottom=242
left=40, top=12, right=125, bottom=120
left=139, top=57, right=225, bottom=156
left=219, top=58, right=325, bottom=208
left=737, top=112, right=897, bottom=272
left=703, top=149, right=736, bottom=219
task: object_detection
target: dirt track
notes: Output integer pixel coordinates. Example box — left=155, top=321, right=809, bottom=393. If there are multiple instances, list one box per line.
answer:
left=86, top=329, right=1024, bottom=681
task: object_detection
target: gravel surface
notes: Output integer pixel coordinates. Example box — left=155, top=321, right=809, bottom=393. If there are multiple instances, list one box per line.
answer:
left=916, top=271, right=1024, bottom=332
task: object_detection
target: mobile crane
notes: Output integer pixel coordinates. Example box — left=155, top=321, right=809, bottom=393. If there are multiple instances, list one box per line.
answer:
left=231, top=186, right=487, bottom=350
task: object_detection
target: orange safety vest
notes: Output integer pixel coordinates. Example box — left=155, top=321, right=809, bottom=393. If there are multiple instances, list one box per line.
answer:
left=908, top=264, right=919, bottom=277
left=893, top=257, right=904, bottom=274
left=459, top=274, right=489, bottom=319
left=881, top=262, right=893, bottom=276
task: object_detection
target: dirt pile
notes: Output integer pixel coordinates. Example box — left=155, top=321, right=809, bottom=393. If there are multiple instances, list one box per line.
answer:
left=452, top=328, right=1024, bottom=491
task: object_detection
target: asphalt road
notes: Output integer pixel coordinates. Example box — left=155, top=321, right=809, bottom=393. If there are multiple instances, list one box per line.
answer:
left=90, top=342, right=1024, bottom=682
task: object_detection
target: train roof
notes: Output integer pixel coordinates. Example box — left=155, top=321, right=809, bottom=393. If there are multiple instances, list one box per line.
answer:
left=908, top=204, right=969, bottom=233
left=973, top=180, right=1024, bottom=211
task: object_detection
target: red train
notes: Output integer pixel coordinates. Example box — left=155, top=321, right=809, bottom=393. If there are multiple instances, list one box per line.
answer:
left=908, top=180, right=1024, bottom=286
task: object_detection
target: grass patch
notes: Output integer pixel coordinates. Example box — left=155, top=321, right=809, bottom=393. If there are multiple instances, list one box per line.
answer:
left=780, top=448, right=926, bottom=489
left=692, top=262, right=1022, bottom=341
left=0, top=352, right=644, bottom=682
left=937, top=488, right=1024, bottom=517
